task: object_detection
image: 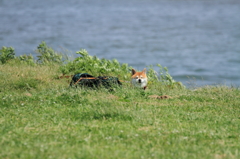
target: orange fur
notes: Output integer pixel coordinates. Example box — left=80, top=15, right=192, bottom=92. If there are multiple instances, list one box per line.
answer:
left=131, top=68, right=148, bottom=90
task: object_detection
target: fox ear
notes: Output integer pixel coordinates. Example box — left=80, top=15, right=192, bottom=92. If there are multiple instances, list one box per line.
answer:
left=132, top=69, right=136, bottom=75
left=142, top=68, right=147, bottom=73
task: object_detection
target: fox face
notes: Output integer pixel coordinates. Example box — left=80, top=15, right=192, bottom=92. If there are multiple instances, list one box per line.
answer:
left=131, top=68, right=148, bottom=90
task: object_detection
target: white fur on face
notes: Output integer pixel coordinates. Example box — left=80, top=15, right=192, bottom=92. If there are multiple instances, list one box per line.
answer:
left=131, top=77, right=148, bottom=88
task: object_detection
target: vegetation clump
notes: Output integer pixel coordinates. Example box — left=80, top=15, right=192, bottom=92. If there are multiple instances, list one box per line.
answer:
left=0, top=46, right=15, bottom=64
left=36, top=41, right=63, bottom=64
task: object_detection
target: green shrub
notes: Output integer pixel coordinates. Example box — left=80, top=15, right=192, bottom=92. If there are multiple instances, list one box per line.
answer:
left=0, top=46, right=15, bottom=64
left=36, top=41, right=62, bottom=64
left=59, top=49, right=131, bottom=80
left=147, top=64, right=184, bottom=88
left=17, top=54, right=35, bottom=66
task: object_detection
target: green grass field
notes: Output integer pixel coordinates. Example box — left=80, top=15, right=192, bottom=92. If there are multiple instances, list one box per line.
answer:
left=0, top=62, right=239, bottom=159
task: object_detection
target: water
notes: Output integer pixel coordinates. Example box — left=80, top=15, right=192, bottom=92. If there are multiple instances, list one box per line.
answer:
left=1, top=0, right=240, bottom=86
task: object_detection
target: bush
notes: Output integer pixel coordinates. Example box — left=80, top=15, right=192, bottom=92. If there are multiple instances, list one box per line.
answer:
left=0, top=46, right=15, bottom=64
left=147, top=64, right=184, bottom=89
left=59, top=49, right=131, bottom=80
left=36, top=41, right=62, bottom=64
left=17, top=54, right=35, bottom=66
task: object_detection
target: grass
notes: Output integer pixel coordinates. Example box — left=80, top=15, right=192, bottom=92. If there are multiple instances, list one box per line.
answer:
left=0, top=63, right=240, bottom=159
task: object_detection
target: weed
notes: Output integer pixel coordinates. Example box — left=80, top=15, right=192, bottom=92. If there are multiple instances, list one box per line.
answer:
left=59, top=49, right=131, bottom=80
left=18, top=54, right=35, bottom=66
left=0, top=46, right=15, bottom=64
left=36, top=41, right=63, bottom=64
left=147, top=64, right=184, bottom=89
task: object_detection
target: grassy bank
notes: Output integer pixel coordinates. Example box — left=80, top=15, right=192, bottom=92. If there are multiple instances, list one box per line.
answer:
left=1, top=63, right=240, bottom=159
left=1, top=44, right=240, bottom=159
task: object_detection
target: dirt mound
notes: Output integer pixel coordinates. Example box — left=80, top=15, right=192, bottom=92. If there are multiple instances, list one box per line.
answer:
left=148, top=95, right=172, bottom=99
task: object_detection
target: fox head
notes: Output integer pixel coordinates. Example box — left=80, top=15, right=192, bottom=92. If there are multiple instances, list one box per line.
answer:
left=131, top=68, right=148, bottom=89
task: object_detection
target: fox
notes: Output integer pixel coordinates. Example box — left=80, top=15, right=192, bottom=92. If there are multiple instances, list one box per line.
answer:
left=131, top=68, right=148, bottom=90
